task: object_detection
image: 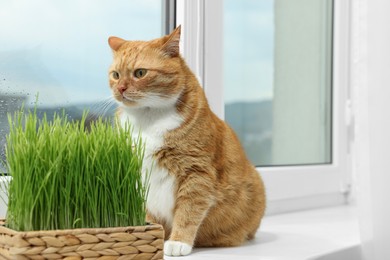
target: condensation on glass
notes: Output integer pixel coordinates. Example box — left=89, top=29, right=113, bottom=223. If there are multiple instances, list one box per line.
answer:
left=224, top=0, right=333, bottom=166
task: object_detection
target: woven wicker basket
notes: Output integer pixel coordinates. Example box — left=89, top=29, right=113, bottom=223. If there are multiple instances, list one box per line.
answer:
left=0, top=220, right=164, bottom=260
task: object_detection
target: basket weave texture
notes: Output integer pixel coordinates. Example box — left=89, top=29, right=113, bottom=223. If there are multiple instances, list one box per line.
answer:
left=0, top=220, right=164, bottom=260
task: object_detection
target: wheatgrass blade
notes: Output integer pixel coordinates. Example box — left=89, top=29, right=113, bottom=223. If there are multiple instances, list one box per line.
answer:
left=2, top=108, right=147, bottom=231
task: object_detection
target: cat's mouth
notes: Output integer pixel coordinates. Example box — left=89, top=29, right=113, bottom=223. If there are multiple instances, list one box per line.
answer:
left=122, top=95, right=137, bottom=102
left=116, top=91, right=179, bottom=109
left=118, top=92, right=145, bottom=106
left=121, top=95, right=140, bottom=106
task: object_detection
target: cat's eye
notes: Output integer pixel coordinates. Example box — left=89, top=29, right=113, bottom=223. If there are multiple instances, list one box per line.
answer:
left=134, top=69, right=147, bottom=79
left=111, top=71, right=120, bottom=80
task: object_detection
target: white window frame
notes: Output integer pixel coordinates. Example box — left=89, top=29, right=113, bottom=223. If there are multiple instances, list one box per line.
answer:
left=177, top=0, right=352, bottom=215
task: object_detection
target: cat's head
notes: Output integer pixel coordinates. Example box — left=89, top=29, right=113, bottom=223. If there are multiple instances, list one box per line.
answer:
left=108, top=26, right=184, bottom=109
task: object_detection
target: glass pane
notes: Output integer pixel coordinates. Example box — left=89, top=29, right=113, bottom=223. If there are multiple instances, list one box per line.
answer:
left=224, top=0, right=333, bottom=166
left=0, top=0, right=162, bottom=171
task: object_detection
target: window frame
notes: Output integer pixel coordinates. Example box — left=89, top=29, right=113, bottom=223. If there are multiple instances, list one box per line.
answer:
left=177, top=0, right=352, bottom=214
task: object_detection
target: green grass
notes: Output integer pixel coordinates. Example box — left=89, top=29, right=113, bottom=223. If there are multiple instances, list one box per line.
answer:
left=2, top=108, right=148, bottom=231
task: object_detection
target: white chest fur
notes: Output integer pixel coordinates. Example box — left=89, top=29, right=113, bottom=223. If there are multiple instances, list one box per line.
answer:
left=119, top=106, right=183, bottom=226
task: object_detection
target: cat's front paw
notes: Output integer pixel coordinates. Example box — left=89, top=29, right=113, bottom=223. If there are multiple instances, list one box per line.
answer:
left=164, top=240, right=193, bottom=256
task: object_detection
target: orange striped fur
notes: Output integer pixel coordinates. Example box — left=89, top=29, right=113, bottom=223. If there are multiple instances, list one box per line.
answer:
left=108, top=26, right=266, bottom=256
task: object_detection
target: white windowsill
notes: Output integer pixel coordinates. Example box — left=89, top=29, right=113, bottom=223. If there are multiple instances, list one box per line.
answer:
left=0, top=175, right=361, bottom=260
left=166, top=205, right=361, bottom=260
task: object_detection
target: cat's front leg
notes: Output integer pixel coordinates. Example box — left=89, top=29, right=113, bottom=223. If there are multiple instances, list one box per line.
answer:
left=164, top=175, right=215, bottom=257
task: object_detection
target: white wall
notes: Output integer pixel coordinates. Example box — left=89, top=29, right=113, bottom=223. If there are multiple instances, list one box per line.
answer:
left=353, top=0, right=390, bottom=259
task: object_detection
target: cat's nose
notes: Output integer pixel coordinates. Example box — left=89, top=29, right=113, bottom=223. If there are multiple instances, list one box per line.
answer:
left=117, top=85, right=128, bottom=95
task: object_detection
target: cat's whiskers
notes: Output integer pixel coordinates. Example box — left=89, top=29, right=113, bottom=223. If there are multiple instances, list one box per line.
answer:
left=92, top=96, right=117, bottom=117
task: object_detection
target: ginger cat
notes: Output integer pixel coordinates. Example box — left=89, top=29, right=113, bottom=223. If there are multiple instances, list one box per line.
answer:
left=108, top=26, right=266, bottom=257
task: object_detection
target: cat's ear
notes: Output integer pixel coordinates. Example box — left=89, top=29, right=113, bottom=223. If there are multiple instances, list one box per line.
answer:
left=108, top=36, right=126, bottom=51
left=161, top=25, right=181, bottom=57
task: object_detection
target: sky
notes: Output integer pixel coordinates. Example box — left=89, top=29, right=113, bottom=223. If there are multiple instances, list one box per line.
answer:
left=224, top=0, right=274, bottom=104
left=0, top=0, right=273, bottom=107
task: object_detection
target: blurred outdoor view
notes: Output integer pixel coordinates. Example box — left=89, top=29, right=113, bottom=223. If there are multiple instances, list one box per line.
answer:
left=0, top=0, right=161, bottom=172
left=224, top=0, right=332, bottom=166
left=224, top=0, right=274, bottom=166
